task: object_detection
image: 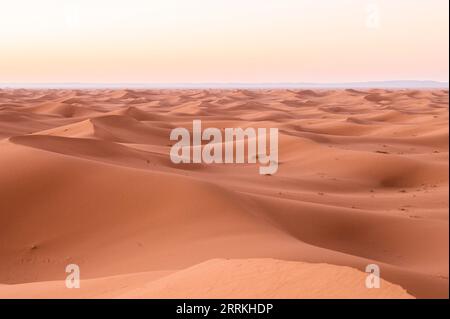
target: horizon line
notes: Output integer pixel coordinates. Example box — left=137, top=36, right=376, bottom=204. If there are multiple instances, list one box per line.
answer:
left=0, top=80, right=448, bottom=89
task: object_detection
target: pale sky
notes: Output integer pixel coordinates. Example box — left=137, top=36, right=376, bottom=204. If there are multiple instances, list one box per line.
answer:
left=0, top=0, right=448, bottom=83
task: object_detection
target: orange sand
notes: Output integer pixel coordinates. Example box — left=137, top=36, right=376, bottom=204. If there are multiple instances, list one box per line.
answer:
left=0, top=89, right=448, bottom=298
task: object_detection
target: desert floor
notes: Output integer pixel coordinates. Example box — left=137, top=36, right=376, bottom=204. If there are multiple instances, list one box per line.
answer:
left=0, top=89, right=448, bottom=298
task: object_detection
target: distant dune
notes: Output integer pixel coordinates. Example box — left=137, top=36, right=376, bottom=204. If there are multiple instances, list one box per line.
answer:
left=0, top=88, right=448, bottom=298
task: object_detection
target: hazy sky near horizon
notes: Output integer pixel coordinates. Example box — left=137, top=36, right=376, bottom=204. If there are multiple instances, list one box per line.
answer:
left=0, top=0, right=448, bottom=83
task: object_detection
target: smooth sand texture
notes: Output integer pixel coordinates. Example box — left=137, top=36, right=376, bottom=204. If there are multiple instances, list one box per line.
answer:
left=0, top=89, right=448, bottom=298
left=0, top=259, right=413, bottom=299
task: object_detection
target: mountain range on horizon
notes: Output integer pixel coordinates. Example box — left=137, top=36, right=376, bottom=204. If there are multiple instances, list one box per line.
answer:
left=0, top=80, right=448, bottom=89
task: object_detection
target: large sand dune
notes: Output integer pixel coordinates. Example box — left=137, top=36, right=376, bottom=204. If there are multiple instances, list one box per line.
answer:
left=0, top=89, right=448, bottom=298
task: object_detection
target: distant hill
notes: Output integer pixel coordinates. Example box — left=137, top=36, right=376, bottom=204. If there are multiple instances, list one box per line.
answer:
left=1, top=80, right=448, bottom=89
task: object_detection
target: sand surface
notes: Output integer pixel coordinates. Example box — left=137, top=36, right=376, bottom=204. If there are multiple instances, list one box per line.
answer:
left=0, top=89, right=448, bottom=298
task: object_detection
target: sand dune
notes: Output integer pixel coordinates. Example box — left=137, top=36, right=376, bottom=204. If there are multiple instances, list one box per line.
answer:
left=0, top=89, right=448, bottom=298
left=0, top=259, right=413, bottom=299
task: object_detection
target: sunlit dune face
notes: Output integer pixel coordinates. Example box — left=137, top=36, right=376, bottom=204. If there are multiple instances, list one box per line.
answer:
left=0, top=0, right=448, bottom=83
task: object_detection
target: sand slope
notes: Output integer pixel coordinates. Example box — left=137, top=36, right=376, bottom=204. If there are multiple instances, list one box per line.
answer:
left=0, top=259, right=413, bottom=299
left=0, top=89, right=448, bottom=298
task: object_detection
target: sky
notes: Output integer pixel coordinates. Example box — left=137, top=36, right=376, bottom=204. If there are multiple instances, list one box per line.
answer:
left=0, top=0, right=448, bottom=84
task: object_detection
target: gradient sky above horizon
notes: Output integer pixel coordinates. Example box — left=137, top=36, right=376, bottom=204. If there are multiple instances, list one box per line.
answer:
left=0, top=0, right=448, bottom=83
